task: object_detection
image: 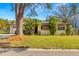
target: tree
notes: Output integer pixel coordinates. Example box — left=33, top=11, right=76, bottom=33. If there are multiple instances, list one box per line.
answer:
left=0, top=19, right=9, bottom=30
left=24, top=18, right=35, bottom=35
left=10, top=20, right=16, bottom=24
left=54, top=4, right=79, bottom=35
left=69, top=3, right=79, bottom=16
left=33, top=19, right=42, bottom=34
left=0, top=19, right=10, bottom=34
left=69, top=3, right=79, bottom=34
left=66, top=24, right=73, bottom=35
left=49, top=16, right=58, bottom=35
left=24, top=18, right=42, bottom=35
left=15, top=3, right=26, bottom=35
left=13, top=3, right=51, bottom=35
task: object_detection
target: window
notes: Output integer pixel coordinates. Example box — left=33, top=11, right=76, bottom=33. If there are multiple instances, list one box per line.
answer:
left=41, top=23, right=49, bottom=30
left=57, top=23, right=66, bottom=30
left=58, top=26, right=65, bottom=30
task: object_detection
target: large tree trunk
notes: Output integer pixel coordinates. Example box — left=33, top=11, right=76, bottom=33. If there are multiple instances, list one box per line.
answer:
left=15, top=3, right=25, bottom=35
left=16, top=17, right=23, bottom=35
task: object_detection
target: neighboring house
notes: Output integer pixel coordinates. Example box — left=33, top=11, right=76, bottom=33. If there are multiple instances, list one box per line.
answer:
left=10, top=23, right=16, bottom=34
left=10, top=21, right=67, bottom=35
left=70, top=14, right=79, bottom=34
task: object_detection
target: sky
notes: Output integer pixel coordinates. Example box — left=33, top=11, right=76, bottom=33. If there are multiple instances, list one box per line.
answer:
left=0, top=3, right=15, bottom=20
left=0, top=3, right=61, bottom=20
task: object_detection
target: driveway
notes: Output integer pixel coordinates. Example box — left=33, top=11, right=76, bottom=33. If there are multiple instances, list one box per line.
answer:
left=0, top=48, right=79, bottom=56
left=0, top=34, right=15, bottom=39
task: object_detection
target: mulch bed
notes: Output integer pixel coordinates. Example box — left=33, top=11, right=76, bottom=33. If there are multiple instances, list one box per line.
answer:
left=0, top=42, right=29, bottom=48
left=0, top=42, right=11, bottom=48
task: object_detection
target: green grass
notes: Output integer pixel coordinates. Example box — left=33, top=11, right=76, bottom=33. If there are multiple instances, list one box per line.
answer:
left=0, top=30, right=9, bottom=34
left=11, top=35, right=79, bottom=49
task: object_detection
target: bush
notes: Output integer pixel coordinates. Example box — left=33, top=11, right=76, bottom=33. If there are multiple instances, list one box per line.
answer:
left=60, top=32, right=66, bottom=35
left=49, top=16, right=58, bottom=35
left=23, top=20, right=34, bottom=35
left=66, top=24, right=73, bottom=35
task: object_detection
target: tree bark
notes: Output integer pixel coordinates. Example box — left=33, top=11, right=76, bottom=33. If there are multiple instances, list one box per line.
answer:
left=15, top=3, right=25, bottom=35
left=16, top=16, right=23, bottom=35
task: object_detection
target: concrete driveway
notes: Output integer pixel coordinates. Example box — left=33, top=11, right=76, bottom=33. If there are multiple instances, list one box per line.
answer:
left=0, top=48, right=79, bottom=56
left=0, top=34, right=15, bottom=39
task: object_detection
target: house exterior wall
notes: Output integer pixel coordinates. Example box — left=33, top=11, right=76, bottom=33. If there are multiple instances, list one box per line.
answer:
left=10, top=27, right=16, bottom=34
left=55, top=30, right=66, bottom=35
left=10, top=24, right=16, bottom=34
left=40, top=30, right=50, bottom=35
left=39, top=22, right=66, bottom=35
left=9, top=22, right=66, bottom=35
left=40, top=30, right=66, bottom=35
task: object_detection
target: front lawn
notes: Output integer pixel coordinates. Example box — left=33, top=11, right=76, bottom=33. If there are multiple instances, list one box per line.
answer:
left=5, top=35, right=79, bottom=49
left=0, top=30, right=9, bottom=34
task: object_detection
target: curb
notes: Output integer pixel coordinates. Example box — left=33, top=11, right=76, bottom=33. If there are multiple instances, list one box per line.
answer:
left=0, top=48, right=79, bottom=51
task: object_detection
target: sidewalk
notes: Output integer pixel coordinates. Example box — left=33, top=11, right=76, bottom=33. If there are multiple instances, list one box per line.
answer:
left=0, top=48, right=79, bottom=56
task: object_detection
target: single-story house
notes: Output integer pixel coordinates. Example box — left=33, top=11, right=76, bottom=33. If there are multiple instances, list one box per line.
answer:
left=40, top=22, right=67, bottom=35
left=9, top=21, right=67, bottom=35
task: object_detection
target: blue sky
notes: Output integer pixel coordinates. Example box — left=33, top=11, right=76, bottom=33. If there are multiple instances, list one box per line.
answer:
left=0, top=3, right=60, bottom=20
left=0, top=3, right=15, bottom=20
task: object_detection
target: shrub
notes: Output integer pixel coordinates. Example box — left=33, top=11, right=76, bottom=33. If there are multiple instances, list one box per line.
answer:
left=49, top=16, right=58, bottom=35
left=66, top=24, right=73, bottom=35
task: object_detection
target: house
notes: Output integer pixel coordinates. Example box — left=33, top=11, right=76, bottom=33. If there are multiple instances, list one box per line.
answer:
left=40, top=22, right=67, bottom=35
left=70, top=14, right=79, bottom=34
left=9, top=21, right=67, bottom=35
left=9, top=23, right=16, bottom=34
